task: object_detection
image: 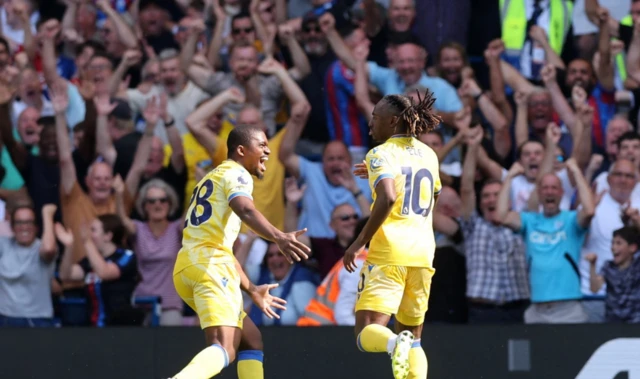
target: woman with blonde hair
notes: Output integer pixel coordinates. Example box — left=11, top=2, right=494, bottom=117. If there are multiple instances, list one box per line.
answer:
left=114, top=176, right=183, bottom=326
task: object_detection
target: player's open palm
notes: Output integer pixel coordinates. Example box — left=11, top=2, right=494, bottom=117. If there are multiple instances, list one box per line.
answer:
left=276, top=229, right=310, bottom=263
left=343, top=244, right=361, bottom=273
left=250, top=283, right=287, bottom=319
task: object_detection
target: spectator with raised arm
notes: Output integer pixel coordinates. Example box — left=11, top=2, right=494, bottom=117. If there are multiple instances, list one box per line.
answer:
left=57, top=215, right=142, bottom=327
left=52, top=81, right=142, bottom=264
left=585, top=226, right=640, bottom=324
left=580, top=159, right=640, bottom=322
left=497, top=158, right=595, bottom=324
left=114, top=176, right=183, bottom=326
left=455, top=127, right=529, bottom=324
left=0, top=203, right=57, bottom=327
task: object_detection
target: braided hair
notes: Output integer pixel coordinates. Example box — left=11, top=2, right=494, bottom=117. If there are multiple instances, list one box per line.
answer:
left=382, top=90, right=441, bottom=136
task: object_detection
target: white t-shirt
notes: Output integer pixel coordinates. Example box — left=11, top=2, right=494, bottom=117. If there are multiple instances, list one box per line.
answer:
left=579, top=192, right=640, bottom=295
left=126, top=82, right=210, bottom=143
left=572, top=0, right=631, bottom=35
left=593, top=171, right=640, bottom=203
left=509, top=168, right=575, bottom=212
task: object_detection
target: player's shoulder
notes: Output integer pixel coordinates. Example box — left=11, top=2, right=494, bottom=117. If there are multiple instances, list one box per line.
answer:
left=211, top=160, right=252, bottom=184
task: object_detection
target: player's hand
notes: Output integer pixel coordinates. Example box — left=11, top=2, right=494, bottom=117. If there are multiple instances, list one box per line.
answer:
left=250, top=283, right=287, bottom=319
left=343, top=243, right=362, bottom=273
left=275, top=229, right=310, bottom=263
left=353, top=161, right=368, bottom=179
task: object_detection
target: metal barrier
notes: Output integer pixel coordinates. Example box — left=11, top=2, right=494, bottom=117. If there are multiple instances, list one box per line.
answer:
left=1, top=325, right=640, bottom=378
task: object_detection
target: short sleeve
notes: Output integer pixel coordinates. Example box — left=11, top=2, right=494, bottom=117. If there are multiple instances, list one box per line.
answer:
left=224, top=169, right=254, bottom=202
left=204, top=72, right=231, bottom=96
left=115, top=250, right=137, bottom=278
left=0, top=146, right=24, bottom=189
left=366, top=148, right=395, bottom=190
left=519, top=212, right=534, bottom=235
left=367, top=61, right=393, bottom=93
left=65, top=83, right=86, bottom=128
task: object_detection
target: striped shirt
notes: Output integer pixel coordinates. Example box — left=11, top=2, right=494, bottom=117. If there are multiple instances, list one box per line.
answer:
left=459, top=212, right=530, bottom=303
left=324, top=61, right=369, bottom=148
left=133, top=220, right=183, bottom=311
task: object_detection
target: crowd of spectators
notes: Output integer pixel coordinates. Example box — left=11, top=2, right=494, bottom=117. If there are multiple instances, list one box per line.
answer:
left=0, top=0, right=639, bottom=328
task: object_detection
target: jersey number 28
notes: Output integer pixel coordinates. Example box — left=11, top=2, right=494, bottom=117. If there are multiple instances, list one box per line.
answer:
left=184, top=179, right=214, bottom=227
left=400, top=166, right=434, bottom=217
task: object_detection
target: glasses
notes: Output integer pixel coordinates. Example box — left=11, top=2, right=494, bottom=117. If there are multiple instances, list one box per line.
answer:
left=336, top=214, right=358, bottom=222
left=145, top=197, right=169, bottom=205
left=232, top=27, right=254, bottom=35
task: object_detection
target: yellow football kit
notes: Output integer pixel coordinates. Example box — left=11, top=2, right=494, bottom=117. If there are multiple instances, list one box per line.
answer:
left=173, top=159, right=253, bottom=329
left=355, top=136, right=441, bottom=326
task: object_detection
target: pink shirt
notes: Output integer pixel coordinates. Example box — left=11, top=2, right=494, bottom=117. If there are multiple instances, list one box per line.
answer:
left=133, top=220, right=182, bottom=310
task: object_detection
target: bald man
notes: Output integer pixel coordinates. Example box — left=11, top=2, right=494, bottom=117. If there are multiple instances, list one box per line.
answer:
left=497, top=159, right=595, bottom=324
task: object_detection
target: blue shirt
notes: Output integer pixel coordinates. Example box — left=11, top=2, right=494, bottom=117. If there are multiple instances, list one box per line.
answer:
left=0, top=146, right=24, bottom=190
left=520, top=211, right=587, bottom=303
left=297, top=158, right=371, bottom=238
left=367, top=62, right=463, bottom=113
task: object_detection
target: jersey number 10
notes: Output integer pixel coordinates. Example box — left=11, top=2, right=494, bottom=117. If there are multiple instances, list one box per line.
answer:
left=400, top=166, right=434, bottom=217
left=185, top=179, right=214, bottom=228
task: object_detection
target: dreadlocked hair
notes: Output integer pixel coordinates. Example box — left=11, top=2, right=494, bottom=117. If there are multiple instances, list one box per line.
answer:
left=383, top=90, right=441, bottom=136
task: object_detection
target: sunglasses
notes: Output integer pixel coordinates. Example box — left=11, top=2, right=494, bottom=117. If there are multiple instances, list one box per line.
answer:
left=337, top=214, right=358, bottom=222
left=303, top=25, right=321, bottom=33
left=232, top=27, right=254, bottom=35
left=145, top=197, right=169, bottom=205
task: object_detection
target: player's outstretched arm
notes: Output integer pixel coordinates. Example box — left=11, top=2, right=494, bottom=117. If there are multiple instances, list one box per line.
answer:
left=343, top=178, right=396, bottom=272
left=230, top=196, right=310, bottom=263
left=234, top=256, right=287, bottom=319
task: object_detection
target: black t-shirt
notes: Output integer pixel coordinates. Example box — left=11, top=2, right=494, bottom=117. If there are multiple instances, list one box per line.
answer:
left=79, top=248, right=138, bottom=326
left=146, top=31, right=180, bottom=55
left=619, top=23, right=634, bottom=51
left=113, top=131, right=143, bottom=180
left=297, top=51, right=337, bottom=144
left=21, top=155, right=62, bottom=227
left=367, top=23, right=417, bottom=68
left=425, top=241, right=467, bottom=324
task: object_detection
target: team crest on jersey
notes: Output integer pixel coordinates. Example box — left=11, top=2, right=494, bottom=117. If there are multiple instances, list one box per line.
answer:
left=370, top=158, right=384, bottom=171
left=221, top=277, right=229, bottom=287
left=238, top=175, right=248, bottom=185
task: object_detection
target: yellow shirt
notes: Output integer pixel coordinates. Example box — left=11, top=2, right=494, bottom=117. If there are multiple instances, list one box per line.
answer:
left=366, top=136, right=442, bottom=268
left=241, top=128, right=287, bottom=233
left=175, top=159, right=254, bottom=273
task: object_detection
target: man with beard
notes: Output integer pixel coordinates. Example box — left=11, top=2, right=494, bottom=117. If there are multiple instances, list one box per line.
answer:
left=580, top=159, right=640, bottom=322
left=497, top=158, right=595, bottom=324
left=547, top=57, right=616, bottom=153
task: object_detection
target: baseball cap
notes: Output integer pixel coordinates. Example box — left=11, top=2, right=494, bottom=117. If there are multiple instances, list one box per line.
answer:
left=109, top=98, right=132, bottom=121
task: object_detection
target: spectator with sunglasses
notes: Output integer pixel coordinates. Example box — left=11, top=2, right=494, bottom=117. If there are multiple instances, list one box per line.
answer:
left=114, top=177, right=184, bottom=326
left=284, top=179, right=360, bottom=278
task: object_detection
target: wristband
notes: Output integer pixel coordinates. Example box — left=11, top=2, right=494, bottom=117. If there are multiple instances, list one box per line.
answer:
left=352, top=190, right=363, bottom=198
left=473, top=92, right=484, bottom=102
left=164, top=118, right=175, bottom=127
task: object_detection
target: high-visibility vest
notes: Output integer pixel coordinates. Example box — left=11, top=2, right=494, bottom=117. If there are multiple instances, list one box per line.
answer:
left=616, top=15, right=633, bottom=83
left=500, top=0, right=573, bottom=56
left=297, top=251, right=368, bottom=327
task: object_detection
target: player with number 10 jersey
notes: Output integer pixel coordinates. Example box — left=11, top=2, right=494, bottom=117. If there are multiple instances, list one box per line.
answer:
left=344, top=91, right=442, bottom=379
